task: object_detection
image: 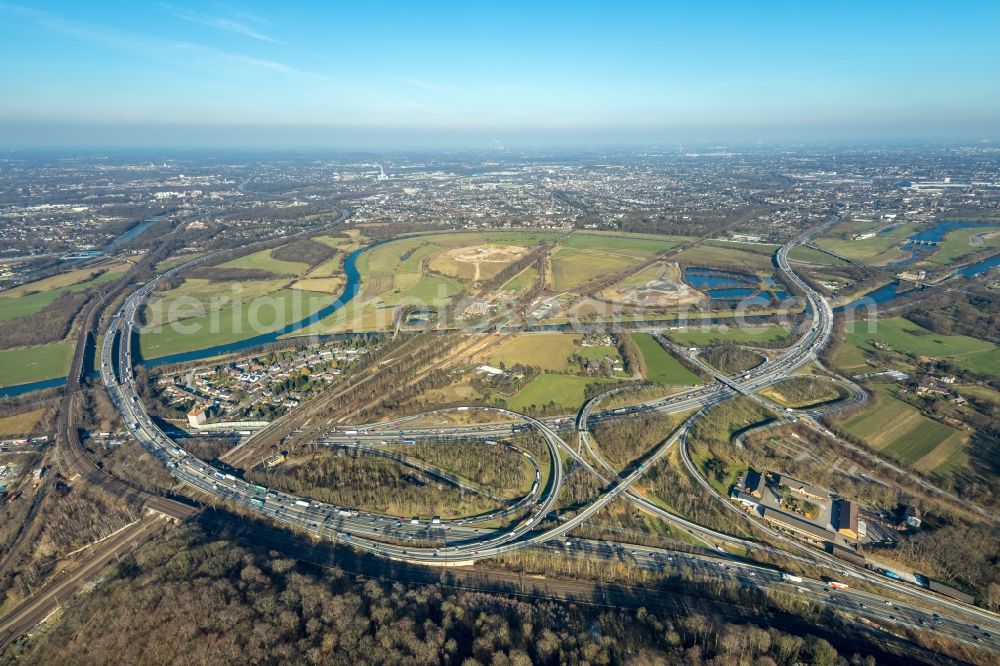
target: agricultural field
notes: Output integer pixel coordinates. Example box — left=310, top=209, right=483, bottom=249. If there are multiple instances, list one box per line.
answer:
left=788, top=246, right=849, bottom=266
left=484, top=333, right=579, bottom=372
left=505, top=374, right=617, bottom=412
left=547, top=232, right=681, bottom=291
left=830, top=337, right=873, bottom=375
left=957, top=385, right=1000, bottom=406
left=289, top=276, right=344, bottom=295
left=549, top=246, right=639, bottom=291
left=0, top=340, right=74, bottom=387
left=139, top=289, right=333, bottom=359
left=667, top=324, right=794, bottom=348
left=144, top=277, right=291, bottom=328
left=0, top=408, right=47, bottom=437
left=0, top=265, right=126, bottom=323
left=498, top=266, right=537, bottom=293
left=219, top=248, right=312, bottom=276
left=303, top=254, right=345, bottom=279
left=559, top=233, right=679, bottom=255
left=673, top=241, right=778, bottom=270
left=845, top=317, right=1000, bottom=376
left=812, top=223, right=918, bottom=265
left=924, top=226, right=1000, bottom=266
left=840, top=385, right=969, bottom=471
left=629, top=333, right=702, bottom=385
left=302, top=230, right=695, bottom=333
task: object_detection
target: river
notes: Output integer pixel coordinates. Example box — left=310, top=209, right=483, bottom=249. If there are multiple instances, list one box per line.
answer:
left=0, top=245, right=367, bottom=398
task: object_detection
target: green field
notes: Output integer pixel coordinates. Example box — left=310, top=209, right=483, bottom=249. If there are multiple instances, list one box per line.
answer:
left=630, top=333, right=702, bottom=385
left=846, top=317, right=999, bottom=376
left=506, top=374, right=617, bottom=412
left=140, top=289, right=333, bottom=359
left=667, top=324, right=793, bottom=348
left=813, top=223, right=918, bottom=265
left=499, top=266, right=537, bottom=292
left=575, top=344, right=622, bottom=364
left=788, top=246, right=849, bottom=266
left=830, top=339, right=871, bottom=374
left=673, top=242, right=777, bottom=270
left=560, top=233, right=679, bottom=256
left=486, top=333, right=579, bottom=371
left=925, top=226, right=1000, bottom=265
left=144, top=277, right=292, bottom=327
left=0, top=341, right=74, bottom=387
left=0, top=269, right=124, bottom=323
left=220, top=248, right=311, bottom=276
left=841, top=385, right=967, bottom=469
left=549, top=247, right=639, bottom=290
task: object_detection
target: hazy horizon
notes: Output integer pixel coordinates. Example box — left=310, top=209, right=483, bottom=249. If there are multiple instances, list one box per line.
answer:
left=1, top=1, right=999, bottom=149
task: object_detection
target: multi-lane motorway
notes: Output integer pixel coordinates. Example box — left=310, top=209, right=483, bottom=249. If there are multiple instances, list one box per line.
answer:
left=95, top=220, right=1000, bottom=654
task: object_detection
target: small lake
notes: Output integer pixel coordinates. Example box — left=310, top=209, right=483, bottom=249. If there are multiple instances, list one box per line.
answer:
left=683, top=267, right=756, bottom=291
left=706, top=287, right=757, bottom=300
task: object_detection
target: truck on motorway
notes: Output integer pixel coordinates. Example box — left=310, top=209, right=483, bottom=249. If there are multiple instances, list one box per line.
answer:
left=295, top=500, right=311, bottom=507
left=828, top=581, right=849, bottom=590
left=213, top=472, right=225, bottom=480
left=253, top=485, right=267, bottom=494
left=781, top=573, right=803, bottom=583
left=457, top=406, right=468, bottom=411
left=337, top=509, right=357, bottom=517
left=401, top=439, right=416, bottom=445
left=251, top=498, right=265, bottom=508
left=343, top=430, right=358, bottom=435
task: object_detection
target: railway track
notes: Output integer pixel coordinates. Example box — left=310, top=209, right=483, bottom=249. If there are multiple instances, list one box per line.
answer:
left=57, top=293, right=196, bottom=520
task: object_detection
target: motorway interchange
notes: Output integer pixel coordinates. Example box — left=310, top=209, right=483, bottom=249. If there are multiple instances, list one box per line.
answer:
left=98, top=221, right=1000, bottom=653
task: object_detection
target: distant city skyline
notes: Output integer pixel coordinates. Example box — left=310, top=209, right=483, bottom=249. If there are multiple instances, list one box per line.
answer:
left=1, top=1, right=999, bottom=148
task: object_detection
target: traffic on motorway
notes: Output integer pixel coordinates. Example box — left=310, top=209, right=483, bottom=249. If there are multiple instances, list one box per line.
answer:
left=98, top=221, right=1000, bottom=652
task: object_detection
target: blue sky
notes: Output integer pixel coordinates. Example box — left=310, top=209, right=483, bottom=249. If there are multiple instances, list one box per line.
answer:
left=1, top=1, right=998, bottom=148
